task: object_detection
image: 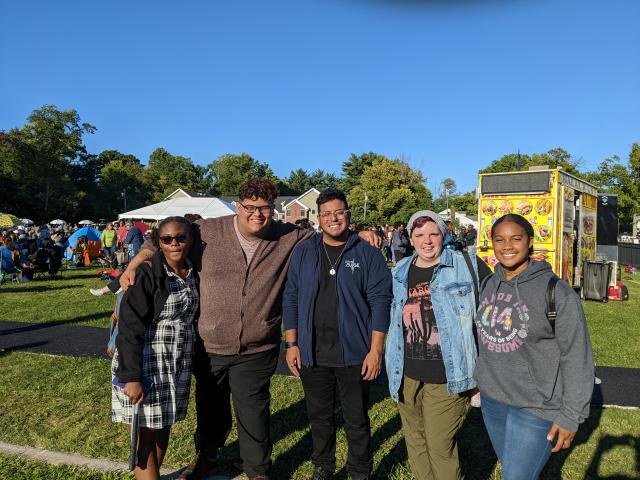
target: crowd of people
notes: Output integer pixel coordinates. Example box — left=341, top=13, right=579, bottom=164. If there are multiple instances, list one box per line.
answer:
left=107, top=177, right=594, bottom=480
left=0, top=220, right=154, bottom=283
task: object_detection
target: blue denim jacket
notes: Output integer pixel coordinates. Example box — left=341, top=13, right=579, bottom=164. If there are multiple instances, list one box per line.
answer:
left=385, top=247, right=479, bottom=400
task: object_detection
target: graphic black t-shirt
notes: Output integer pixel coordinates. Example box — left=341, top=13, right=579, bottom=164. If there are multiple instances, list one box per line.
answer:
left=403, top=263, right=447, bottom=384
left=313, top=243, right=345, bottom=367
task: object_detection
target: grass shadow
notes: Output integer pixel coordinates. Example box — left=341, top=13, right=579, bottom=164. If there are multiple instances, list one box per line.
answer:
left=0, top=312, right=112, bottom=335
left=541, top=405, right=604, bottom=479
left=459, top=407, right=498, bottom=479
left=585, top=433, right=640, bottom=479
left=372, top=411, right=405, bottom=478
left=0, top=341, right=48, bottom=356
left=0, top=284, right=82, bottom=294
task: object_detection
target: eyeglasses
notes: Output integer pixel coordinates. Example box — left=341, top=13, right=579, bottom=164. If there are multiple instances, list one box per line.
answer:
left=318, top=209, right=350, bottom=219
left=239, top=202, right=274, bottom=215
left=159, top=234, right=189, bottom=245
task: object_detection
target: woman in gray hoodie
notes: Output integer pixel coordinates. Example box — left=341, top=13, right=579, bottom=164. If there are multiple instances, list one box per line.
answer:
left=475, top=214, right=594, bottom=479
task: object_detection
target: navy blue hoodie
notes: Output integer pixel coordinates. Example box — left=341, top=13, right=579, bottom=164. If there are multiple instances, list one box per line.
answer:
left=283, top=232, right=392, bottom=367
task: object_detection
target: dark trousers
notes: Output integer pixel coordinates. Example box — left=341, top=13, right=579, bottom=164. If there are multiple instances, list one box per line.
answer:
left=193, top=342, right=280, bottom=476
left=300, top=365, right=372, bottom=477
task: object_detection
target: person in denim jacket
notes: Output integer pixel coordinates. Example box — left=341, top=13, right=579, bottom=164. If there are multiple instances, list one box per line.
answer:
left=385, top=210, right=490, bottom=480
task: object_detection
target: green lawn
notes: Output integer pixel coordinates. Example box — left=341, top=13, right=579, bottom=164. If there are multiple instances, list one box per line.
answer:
left=0, top=454, right=128, bottom=480
left=0, top=268, right=114, bottom=328
left=582, top=272, right=640, bottom=368
left=2, top=268, right=639, bottom=367
left=1, top=352, right=639, bottom=479
left=1, top=269, right=639, bottom=478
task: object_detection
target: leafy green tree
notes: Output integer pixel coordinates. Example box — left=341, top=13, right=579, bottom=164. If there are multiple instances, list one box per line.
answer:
left=481, top=148, right=583, bottom=176
left=450, top=190, right=479, bottom=216
left=339, top=152, right=386, bottom=192
left=348, top=157, right=433, bottom=225
left=584, top=143, right=640, bottom=230
left=309, top=169, right=338, bottom=191
left=97, top=150, right=149, bottom=217
left=208, top=153, right=277, bottom=196
left=285, top=168, right=312, bottom=194
left=19, top=105, right=96, bottom=218
left=145, top=148, right=208, bottom=201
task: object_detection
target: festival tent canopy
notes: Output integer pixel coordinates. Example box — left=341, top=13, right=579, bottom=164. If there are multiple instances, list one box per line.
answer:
left=21, top=218, right=34, bottom=225
left=67, top=226, right=102, bottom=248
left=78, top=220, right=93, bottom=225
left=118, top=197, right=236, bottom=221
left=50, top=219, right=66, bottom=225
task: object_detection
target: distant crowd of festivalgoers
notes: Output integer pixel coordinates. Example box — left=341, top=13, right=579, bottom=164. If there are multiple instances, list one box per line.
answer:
left=0, top=216, right=478, bottom=282
left=0, top=220, right=154, bottom=281
left=291, top=216, right=478, bottom=264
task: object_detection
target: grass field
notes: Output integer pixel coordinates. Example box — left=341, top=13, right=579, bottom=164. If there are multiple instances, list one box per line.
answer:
left=2, top=267, right=639, bottom=367
left=2, top=267, right=639, bottom=478
left=1, top=352, right=639, bottom=479
left=0, top=454, right=127, bottom=480
left=0, top=268, right=114, bottom=328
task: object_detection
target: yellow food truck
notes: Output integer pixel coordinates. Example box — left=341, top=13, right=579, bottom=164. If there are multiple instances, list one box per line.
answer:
left=477, top=168, right=598, bottom=287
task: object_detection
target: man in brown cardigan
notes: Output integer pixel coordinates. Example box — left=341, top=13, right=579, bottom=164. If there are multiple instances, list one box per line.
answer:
left=121, top=178, right=380, bottom=480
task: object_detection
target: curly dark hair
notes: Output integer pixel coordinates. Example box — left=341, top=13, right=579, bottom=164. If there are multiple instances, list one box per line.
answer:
left=238, top=177, right=279, bottom=204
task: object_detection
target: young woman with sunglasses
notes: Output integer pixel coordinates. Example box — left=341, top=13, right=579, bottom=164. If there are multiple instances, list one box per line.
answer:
left=111, top=216, right=200, bottom=480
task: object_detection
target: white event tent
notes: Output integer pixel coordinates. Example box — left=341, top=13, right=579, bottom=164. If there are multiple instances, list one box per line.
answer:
left=119, top=197, right=236, bottom=221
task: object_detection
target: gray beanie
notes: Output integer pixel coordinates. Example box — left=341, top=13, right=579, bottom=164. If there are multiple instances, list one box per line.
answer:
left=406, top=210, right=448, bottom=238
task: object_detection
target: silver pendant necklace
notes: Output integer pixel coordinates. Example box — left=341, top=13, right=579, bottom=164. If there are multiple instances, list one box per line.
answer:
left=322, top=241, right=346, bottom=276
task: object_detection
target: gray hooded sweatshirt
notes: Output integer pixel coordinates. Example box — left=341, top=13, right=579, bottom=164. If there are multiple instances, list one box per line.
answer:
left=474, top=260, right=594, bottom=432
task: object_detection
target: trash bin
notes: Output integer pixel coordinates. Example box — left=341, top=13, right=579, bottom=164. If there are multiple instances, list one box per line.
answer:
left=583, top=261, right=612, bottom=302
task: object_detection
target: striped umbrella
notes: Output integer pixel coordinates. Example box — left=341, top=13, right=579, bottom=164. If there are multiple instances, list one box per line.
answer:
left=0, top=213, right=21, bottom=228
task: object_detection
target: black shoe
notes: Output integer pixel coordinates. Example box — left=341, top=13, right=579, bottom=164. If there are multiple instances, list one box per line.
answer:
left=177, top=451, right=219, bottom=480
left=312, top=466, right=334, bottom=480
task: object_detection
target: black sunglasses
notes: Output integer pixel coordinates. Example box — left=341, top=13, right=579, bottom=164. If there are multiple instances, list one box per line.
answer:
left=159, top=234, right=189, bottom=245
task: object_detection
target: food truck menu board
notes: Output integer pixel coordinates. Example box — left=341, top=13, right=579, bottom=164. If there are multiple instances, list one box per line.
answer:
left=561, top=186, right=576, bottom=284
left=478, top=190, right=557, bottom=268
left=580, top=193, right=597, bottom=264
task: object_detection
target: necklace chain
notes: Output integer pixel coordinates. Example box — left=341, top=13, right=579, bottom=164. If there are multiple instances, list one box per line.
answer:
left=322, top=241, right=346, bottom=275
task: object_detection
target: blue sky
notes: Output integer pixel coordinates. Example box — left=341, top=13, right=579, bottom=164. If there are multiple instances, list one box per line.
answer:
left=1, top=0, right=638, bottom=194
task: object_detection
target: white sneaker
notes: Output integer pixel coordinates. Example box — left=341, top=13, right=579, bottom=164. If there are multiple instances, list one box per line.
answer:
left=90, top=288, right=105, bottom=296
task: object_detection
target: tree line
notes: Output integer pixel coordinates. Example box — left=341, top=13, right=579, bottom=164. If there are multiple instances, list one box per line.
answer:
left=1, top=105, right=638, bottom=229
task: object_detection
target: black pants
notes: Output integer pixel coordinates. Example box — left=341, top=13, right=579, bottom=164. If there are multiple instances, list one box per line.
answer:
left=300, top=365, right=372, bottom=477
left=194, top=343, right=280, bottom=476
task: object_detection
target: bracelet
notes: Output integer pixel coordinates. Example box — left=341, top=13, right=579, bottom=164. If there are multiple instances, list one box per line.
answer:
left=284, top=341, right=298, bottom=348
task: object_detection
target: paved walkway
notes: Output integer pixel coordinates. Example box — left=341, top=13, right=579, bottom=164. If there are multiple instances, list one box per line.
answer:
left=0, top=440, right=237, bottom=479
left=1, top=319, right=639, bottom=408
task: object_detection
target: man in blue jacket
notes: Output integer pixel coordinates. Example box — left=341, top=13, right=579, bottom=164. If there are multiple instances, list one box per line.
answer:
left=283, top=188, right=392, bottom=480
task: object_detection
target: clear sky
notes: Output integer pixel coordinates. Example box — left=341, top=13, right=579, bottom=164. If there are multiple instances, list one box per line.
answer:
left=1, top=0, right=638, bottom=193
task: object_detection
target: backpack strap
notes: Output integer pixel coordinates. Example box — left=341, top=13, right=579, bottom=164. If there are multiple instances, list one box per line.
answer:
left=546, top=275, right=560, bottom=333
left=480, top=272, right=494, bottom=292
left=462, top=250, right=479, bottom=308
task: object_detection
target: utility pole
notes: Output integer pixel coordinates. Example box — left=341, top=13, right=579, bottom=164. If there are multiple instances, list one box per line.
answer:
left=122, top=189, right=127, bottom=212
left=363, top=194, right=368, bottom=223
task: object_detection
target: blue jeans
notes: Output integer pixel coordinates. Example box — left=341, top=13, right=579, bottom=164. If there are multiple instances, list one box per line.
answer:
left=481, top=394, right=553, bottom=480
left=103, top=246, right=116, bottom=256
